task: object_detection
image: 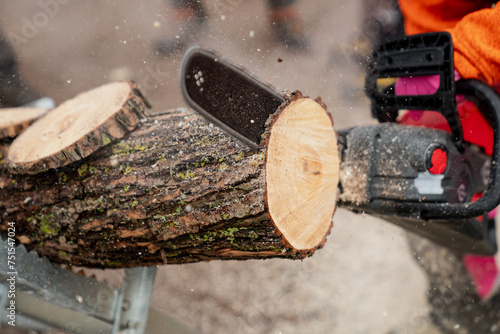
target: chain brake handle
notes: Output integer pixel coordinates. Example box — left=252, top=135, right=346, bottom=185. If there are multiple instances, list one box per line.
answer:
left=366, top=32, right=463, bottom=148
left=365, top=32, right=500, bottom=219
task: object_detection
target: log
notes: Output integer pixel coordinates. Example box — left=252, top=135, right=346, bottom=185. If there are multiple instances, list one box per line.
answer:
left=0, top=107, right=48, bottom=139
left=0, top=91, right=340, bottom=268
left=7, top=81, right=150, bottom=174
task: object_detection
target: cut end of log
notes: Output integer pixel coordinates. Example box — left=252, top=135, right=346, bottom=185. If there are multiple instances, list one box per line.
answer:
left=266, top=96, right=339, bottom=251
left=0, top=107, right=49, bottom=139
left=6, top=81, right=149, bottom=174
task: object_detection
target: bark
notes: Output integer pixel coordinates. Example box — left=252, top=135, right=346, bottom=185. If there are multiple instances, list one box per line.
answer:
left=0, top=92, right=339, bottom=268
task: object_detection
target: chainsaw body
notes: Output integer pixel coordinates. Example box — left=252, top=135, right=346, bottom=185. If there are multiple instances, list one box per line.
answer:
left=180, top=33, right=500, bottom=255
left=349, top=32, right=500, bottom=255
left=338, top=123, right=495, bottom=254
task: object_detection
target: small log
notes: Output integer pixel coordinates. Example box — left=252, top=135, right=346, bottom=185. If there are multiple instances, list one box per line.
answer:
left=0, top=107, right=48, bottom=139
left=0, top=92, right=339, bottom=268
left=6, top=81, right=150, bottom=174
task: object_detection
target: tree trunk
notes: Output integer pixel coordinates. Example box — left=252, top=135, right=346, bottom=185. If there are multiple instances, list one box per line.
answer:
left=0, top=91, right=340, bottom=268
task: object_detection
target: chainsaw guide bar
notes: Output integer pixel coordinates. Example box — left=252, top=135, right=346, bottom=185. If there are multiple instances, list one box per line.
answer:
left=180, top=46, right=285, bottom=149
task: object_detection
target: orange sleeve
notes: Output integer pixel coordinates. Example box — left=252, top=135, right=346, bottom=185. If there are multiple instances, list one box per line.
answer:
left=449, top=5, right=500, bottom=85
left=398, top=0, right=500, bottom=85
left=398, top=0, right=491, bottom=34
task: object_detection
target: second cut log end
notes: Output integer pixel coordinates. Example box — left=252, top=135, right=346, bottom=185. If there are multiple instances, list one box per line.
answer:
left=265, top=94, right=340, bottom=254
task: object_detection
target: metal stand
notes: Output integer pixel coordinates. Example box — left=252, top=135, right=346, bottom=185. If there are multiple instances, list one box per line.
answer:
left=0, top=238, right=198, bottom=333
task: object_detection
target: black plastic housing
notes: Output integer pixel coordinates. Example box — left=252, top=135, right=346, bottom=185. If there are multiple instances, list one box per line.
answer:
left=359, top=32, right=500, bottom=254
left=365, top=32, right=464, bottom=150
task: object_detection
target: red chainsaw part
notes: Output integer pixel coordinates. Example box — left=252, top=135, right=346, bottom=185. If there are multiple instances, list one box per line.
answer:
left=428, top=147, right=448, bottom=174
left=399, top=99, right=494, bottom=156
left=463, top=255, right=499, bottom=300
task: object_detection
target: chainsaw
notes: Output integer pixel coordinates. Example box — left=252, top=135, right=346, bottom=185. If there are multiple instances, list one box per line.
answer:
left=180, top=32, right=500, bottom=256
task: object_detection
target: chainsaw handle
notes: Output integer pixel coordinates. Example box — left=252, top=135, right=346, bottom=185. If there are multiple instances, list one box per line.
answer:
left=365, top=32, right=465, bottom=150
left=453, top=80, right=500, bottom=214
left=414, top=79, right=500, bottom=219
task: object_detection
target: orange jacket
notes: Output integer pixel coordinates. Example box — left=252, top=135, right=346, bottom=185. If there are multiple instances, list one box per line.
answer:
left=398, top=0, right=500, bottom=85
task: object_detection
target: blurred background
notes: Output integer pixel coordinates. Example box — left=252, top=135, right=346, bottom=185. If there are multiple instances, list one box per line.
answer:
left=0, top=0, right=441, bottom=333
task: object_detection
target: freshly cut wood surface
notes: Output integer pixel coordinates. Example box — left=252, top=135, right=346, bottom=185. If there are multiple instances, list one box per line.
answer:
left=266, top=97, right=339, bottom=250
left=7, top=81, right=149, bottom=174
left=0, top=107, right=49, bottom=139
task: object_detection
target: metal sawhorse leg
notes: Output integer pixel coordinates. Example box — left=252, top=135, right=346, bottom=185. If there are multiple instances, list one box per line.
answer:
left=0, top=238, right=198, bottom=333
